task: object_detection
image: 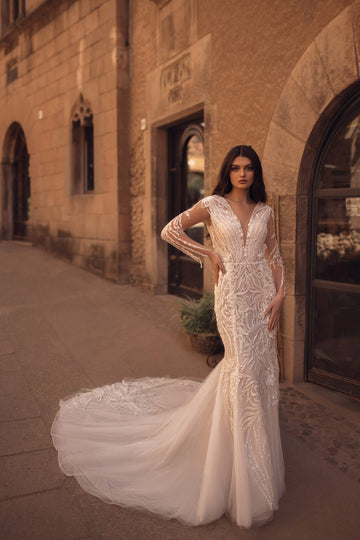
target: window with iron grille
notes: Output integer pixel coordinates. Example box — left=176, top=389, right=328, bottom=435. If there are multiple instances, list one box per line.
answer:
left=71, top=94, right=95, bottom=194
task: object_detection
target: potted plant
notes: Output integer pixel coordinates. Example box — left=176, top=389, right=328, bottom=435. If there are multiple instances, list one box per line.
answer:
left=179, top=293, right=224, bottom=356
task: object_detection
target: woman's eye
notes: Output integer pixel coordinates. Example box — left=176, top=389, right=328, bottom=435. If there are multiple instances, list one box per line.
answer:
left=231, top=166, right=238, bottom=171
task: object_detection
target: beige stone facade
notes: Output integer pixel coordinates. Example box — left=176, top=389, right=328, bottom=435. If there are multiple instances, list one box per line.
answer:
left=128, top=0, right=360, bottom=387
left=1, top=0, right=359, bottom=390
left=0, top=0, right=130, bottom=280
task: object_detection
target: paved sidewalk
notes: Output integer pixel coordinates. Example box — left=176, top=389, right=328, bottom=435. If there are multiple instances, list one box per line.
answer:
left=0, top=242, right=359, bottom=540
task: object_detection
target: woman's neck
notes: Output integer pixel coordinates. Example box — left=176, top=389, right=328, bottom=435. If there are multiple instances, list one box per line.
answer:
left=225, top=189, right=252, bottom=204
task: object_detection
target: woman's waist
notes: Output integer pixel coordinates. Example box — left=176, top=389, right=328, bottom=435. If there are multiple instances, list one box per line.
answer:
left=222, top=258, right=266, bottom=267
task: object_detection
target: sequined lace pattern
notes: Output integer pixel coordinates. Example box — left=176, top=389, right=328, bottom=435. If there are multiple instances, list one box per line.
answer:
left=51, top=194, right=285, bottom=529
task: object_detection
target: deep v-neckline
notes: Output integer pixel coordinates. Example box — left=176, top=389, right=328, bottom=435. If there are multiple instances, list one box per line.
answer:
left=222, top=197, right=260, bottom=247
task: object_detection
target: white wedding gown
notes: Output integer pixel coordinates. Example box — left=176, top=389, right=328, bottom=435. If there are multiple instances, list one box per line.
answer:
left=51, top=195, right=285, bottom=528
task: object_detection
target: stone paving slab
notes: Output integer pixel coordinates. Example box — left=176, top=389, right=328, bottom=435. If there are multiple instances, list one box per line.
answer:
left=0, top=389, right=41, bottom=421
left=280, top=384, right=360, bottom=484
left=0, top=369, right=32, bottom=396
left=0, top=448, right=64, bottom=499
left=0, top=488, right=91, bottom=540
left=0, top=417, right=52, bottom=456
left=0, top=353, right=20, bottom=373
left=0, top=339, right=14, bottom=355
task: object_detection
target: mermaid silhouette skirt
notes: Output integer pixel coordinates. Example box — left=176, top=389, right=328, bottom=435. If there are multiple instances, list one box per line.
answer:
left=51, top=196, right=285, bottom=528
left=51, top=271, right=285, bottom=528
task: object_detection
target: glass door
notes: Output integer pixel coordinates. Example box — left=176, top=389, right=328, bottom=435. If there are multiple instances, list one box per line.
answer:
left=167, top=122, right=204, bottom=297
left=307, top=96, right=360, bottom=396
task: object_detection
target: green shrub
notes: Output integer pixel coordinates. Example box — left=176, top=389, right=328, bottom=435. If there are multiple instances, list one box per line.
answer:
left=179, top=293, right=218, bottom=335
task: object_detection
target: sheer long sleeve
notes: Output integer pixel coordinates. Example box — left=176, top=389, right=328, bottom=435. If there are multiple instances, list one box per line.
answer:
left=265, top=209, right=285, bottom=296
left=160, top=201, right=211, bottom=268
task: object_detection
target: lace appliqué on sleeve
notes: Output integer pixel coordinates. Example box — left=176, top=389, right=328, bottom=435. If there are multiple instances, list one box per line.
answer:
left=161, top=205, right=210, bottom=268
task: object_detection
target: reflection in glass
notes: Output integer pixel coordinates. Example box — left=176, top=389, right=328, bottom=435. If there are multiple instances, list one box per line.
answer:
left=319, top=111, right=360, bottom=189
left=316, top=197, right=360, bottom=284
left=185, top=135, right=204, bottom=245
left=185, top=135, right=204, bottom=207
left=313, top=288, right=360, bottom=381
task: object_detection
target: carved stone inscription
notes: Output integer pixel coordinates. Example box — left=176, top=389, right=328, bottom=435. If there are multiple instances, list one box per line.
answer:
left=160, top=54, right=191, bottom=104
left=146, top=35, right=210, bottom=123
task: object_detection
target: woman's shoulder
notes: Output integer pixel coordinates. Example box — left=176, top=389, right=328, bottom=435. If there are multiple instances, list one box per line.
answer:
left=200, top=194, right=226, bottom=207
left=258, top=203, right=275, bottom=221
left=200, top=194, right=223, bottom=210
left=257, top=202, right=272, bottom=212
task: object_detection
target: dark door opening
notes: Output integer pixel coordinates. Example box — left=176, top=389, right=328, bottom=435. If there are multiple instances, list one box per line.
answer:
left=167, top=120, right=204, bottom=298
left=1, top=123, right=31, bottom=241
left=13, top=130, right=30, bottom=240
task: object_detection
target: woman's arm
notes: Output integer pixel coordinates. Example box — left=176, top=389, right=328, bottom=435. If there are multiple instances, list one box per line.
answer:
left=161, top=200, right=225, bottom=283
left=264, top=209, right=285, bottom=330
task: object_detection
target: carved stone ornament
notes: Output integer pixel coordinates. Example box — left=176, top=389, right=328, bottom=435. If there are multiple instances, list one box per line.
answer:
left=71, top=93, right=93, bottom=125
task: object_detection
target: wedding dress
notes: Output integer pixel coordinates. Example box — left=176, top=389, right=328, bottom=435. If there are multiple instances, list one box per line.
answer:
left=51, top=194, right=285, bottom=528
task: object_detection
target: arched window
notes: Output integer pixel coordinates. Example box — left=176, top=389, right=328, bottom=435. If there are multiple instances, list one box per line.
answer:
left=307, top=92, right=360, bottom=396
left=71, top=94, right=94, bottom=194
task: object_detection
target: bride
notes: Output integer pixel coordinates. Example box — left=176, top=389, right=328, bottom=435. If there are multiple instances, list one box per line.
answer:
left=51, top=145, right=285, bottom=529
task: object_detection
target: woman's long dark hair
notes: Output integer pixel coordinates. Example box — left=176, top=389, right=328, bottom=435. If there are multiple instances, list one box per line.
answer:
left=212, top=145, right=267, bottom=203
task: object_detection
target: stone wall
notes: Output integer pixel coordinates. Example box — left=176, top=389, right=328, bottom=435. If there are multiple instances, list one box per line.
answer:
left=129, top=0, right=359, bottom=383
left=128, top=0, right=158, bottom=289
left=0, top=0, right=130, bottom=281
left=130, top=132, right=146, bottom=286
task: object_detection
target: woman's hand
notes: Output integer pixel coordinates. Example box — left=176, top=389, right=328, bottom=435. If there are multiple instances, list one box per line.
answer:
left=208, top=250, right=226, bottom=285
left=264, top=292, right=285, bottom=331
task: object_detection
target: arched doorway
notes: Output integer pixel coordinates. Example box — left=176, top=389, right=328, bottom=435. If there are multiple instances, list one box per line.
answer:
left=306, top=92, right=360, bottom=397
left=1, top=122, right=31, bottom=241
left=167, top=121, right=205, bottom=297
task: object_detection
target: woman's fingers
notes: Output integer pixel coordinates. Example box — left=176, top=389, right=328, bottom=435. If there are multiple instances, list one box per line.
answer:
left=210, top=253, right=225, bottom=285
left=219, top=259, right=226, bottom=274
left=265, top=300, right=280, bottom=330
left=269, top=309, right=280, bottom=330
left=265, top=293, right=284, bottom=330
left=264, top=299, right=274, bottom=317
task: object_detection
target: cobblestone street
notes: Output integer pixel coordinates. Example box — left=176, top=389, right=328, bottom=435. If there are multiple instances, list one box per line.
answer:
left=0, top=243, right=359, bottom=540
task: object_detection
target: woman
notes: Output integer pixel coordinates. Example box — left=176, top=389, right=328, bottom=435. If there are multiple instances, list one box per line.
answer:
left=51, top=145, right=285, bottom=529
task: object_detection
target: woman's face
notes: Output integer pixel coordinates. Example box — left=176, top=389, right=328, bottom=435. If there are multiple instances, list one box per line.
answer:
left=229, top=156, right=254, bottom=191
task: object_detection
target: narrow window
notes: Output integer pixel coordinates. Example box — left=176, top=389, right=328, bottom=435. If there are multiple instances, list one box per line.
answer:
left=84, top=121, right=94, bottom=192
left=71, top=94, right=95, bottom=194
left=6, top=59, right=17, bottom=84
left=1, top=0, right=26, bottom=35
left=13, top=0, right=19, bottom=20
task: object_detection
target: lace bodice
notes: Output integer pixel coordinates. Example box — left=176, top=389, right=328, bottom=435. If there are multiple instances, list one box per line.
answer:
left=161, top=195, right=284, bottom=293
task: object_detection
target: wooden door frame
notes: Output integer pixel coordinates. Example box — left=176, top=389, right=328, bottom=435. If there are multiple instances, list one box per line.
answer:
left=303, top=85, right=360, bottom=396
left=167, top=119, right=205, bottom=297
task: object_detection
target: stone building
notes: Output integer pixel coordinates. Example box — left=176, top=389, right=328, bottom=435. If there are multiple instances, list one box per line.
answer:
left=1, top=0, right=359, bottom=397
left=0, top=0, right=130, bottom=280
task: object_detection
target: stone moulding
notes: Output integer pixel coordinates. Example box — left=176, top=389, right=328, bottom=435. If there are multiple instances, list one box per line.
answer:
left=264, top=5, right=359, bottom=188
left=262, top=3, right=360, bottom=382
